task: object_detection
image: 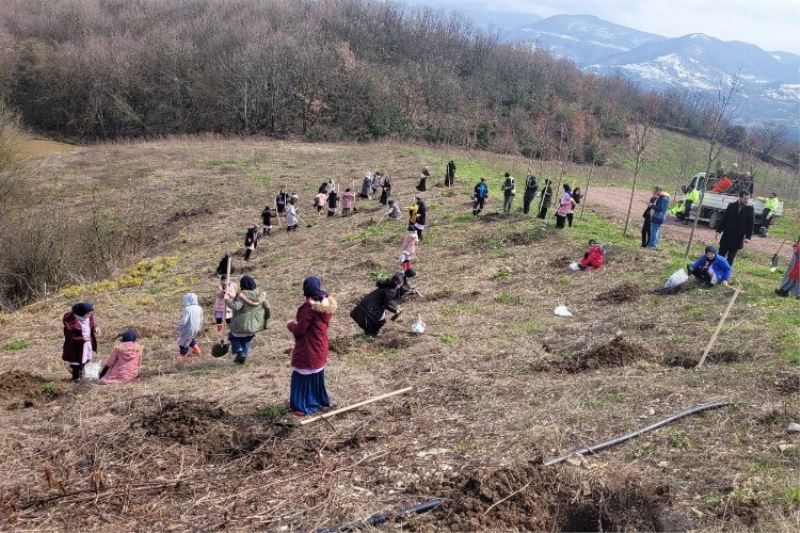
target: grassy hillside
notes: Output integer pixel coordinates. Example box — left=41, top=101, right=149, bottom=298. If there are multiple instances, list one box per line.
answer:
left=0, top=138, right=798, bottom=531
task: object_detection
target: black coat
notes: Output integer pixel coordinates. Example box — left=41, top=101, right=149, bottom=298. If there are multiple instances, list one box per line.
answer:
left=350, top=280, right=399, bottom=331
left=718, top=201, right=754, bottom=250
left=415, top=200, right=427, bottom=225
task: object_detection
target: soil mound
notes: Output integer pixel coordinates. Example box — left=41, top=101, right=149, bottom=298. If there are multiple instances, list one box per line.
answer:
left=0, top=371, right=57, bottom=408
left=665, top=350, right=752, bottom=368
left=479, top=212, right=504, bottom=223
left=138, top=400, right=234, bottom=453
left=559, top=337, right=654, bottom=373
left=413, top=464, right=668, bottom=532
left=775, top=374, right=800, bottom=395
left=595, top=282, right=642, bottom=303
left=653, top=283, right=693, bottom=296
left=329, top=335, right=356, bottom=355
left=548, top=255, right=572, bottom=268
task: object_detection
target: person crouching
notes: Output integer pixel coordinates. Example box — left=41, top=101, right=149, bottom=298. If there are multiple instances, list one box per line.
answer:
left=176, top=293, right=203, bottom=361
left=688, top=246, right=731, bottom=287
left=98, top=329, right=142, bottom=385
left=287, top=276, right=337, bottom=417
left=350, top=274, right=403, bottom=337
left=578, top=239, right=604, bottom=271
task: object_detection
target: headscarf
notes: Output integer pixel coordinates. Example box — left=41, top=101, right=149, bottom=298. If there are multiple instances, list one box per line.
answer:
left=303, top=276, right=325, bottom=301
left=72, top=302, right=93, bottom=317
left=705, top=246, right=718, bottom=256
left=240, top=276, right=257, bottom=291
left=121, top=329, right=138, bottom=342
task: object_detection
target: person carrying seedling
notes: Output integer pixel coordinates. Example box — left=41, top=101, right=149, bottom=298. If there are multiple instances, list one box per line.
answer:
left=214, top=275, right=236, bottom=334
left=350, top=273, right=403, bottom=337
left=275, top=187, right=289, bottom=215
left=757, top=192, right=780, bottom=231
left=577, top=239, right=604, bottom=271
left=473, top=177, right=489, bottom=216
left=244, top=225, right=259, bottom=261
left=261, top=206, right=273, bottom=236
left=98, top=329, right=142, bottom=385
left=225, top=275, right=271, bottom=364
left=62, top=302, right=97, bottom=383
left=287, top=276, right=337, bottom=417
left=523, top=174, right=538, bottom=214
left=688, top=246, right=731, bottom=287
left=538, top=180, right=553, bottom=219
left=176, top=293, right=203, bottom=361
left=400, top=225, right=419, bottom=272
left=502, top=173, right=516, bottom=214
left=407, top=201, right=419, bottom=226
left=445, top=160, right=456, bottom=187
left=341, top=188, right=356, bottom=216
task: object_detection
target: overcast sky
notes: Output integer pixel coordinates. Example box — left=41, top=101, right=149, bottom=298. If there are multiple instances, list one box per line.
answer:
left=425, top=0, right=800, bottom=55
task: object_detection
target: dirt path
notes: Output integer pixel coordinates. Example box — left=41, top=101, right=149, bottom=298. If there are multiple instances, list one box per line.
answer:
left=586, top=186, right=786, bottom=256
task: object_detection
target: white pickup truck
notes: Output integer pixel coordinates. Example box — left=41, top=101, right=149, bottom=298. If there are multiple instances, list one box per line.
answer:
left=674, top=172, right=784, bottom=235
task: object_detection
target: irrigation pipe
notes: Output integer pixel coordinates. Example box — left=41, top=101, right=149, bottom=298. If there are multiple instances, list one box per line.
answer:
left=315, top=499, right=443, bottom=533
left=544, top=400, right=731, bottom=466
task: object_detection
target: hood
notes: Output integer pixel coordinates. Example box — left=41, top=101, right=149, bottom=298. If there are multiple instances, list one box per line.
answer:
left=312, top=296, right=337, bottom=315
left=183, top=293, right=199, bottom=307
left=239, top=288, right=266, bottom=306
left=115, top=341, right=141, bottom=361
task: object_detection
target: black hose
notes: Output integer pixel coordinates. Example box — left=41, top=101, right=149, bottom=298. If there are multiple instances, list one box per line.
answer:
left=544, top=400, right=731, bottom=466
left=315, top=499, right=443, bottom=533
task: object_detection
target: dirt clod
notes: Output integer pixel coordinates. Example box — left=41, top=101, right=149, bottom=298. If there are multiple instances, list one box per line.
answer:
left=558, top=337, right=654, bottom=373
left=595, top=282, right=642, bottom=304
left=138, top=400, right=234, bottom=454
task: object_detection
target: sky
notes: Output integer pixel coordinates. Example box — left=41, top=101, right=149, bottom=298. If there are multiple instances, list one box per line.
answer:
left=422, top=0, right=800, bottom=55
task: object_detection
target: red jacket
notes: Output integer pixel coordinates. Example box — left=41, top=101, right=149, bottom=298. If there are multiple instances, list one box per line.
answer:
left=62, top=312, right=97, bottom=364
left=790, top=244, right=800, bottom=281
left=579, top=244, right=604, bottom=270
left=287, top=296, right=337, bottom=370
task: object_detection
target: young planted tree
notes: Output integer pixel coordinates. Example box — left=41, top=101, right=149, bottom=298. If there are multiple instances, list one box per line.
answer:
left=622, top=94, right=658, bottom=237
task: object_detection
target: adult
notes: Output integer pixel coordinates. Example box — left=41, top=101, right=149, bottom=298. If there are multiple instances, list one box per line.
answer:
left=286, top=198, right=299, bottom=231
left=680, top=185, right=699, bottom=224
left=501, top=173, right=516, bottom=215
left=641, top=193, right=657, bottom=247
left=215, top=252, right=232, bottom=278
left=244, top=225, right=259, bottom=261
left=757, top=192, right=780, bottom=231
left=359, top=174, right=372, bottom=199
left=62, top=303, right=97, bottom=383
left=416, top=167, right=429, bottom=192
left=413, top=196, right=427, bottom=241
left=775, top=236, right=800, bottom=299
left=275, top=188, right=289, bottom=215
left=98, top=329, right=142, bottom=385
left=473, top=178, right=488, bottom=216
left=371, top=172, right=382, bottom=196
left=349, top=274, right=403, bottom=337
left=225, top=275, right=271, bottom=364
left=647, top=187, right=670, bottom=248
left=716, top=191, right=754, bottom=265
left=287, top=276, right=337, bottom=416
left=555, top=184, right=576, bottom=229
left=572, top=187, right=582, bottom=206
left=538, top=180, right=553, bottom=219
left=379, top=176, right=392, bottom=206
left=688, top=246, right=731, bottom=287
left=445, top=160, right=456, bottom=187
left=522, top=174, right=538, bottom=214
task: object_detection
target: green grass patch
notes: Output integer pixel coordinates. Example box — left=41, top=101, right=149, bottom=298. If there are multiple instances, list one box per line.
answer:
left=368, top=269, right=391, bottom=283
left=440, top=334, right=458, bottom=346
left=257, top=403, right=289, bottom=420
left=441, top=303, right=480, bottom=315
left=40, top=382, right=58, bottom=397
left=3, top=340, right=32, bottom=351
left=345, top=221, right=396, bottom=243
left=496, top=292, right=520, bottom=305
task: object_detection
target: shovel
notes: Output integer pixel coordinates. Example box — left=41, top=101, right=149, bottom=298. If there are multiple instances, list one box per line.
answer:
left=770, top=216, right=800, bottom=269
left=212, top=259, right=232, bottom=357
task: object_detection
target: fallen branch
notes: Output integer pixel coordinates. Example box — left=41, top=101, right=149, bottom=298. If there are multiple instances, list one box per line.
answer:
left=696, top=288, right=741, bottom=369
left=300, top=387, right=413, bottom=426
left=544, top=400, right=731, bottom=466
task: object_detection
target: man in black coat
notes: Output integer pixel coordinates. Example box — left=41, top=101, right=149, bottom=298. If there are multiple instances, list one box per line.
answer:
left=716, top=191, right=754, bottom=266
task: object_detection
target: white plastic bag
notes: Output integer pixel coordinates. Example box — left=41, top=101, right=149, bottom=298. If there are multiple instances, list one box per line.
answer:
left=84, top=361, right=101, bottom=381
left=554, top=305, right=573, bottom=317
left=664, top=268, right=689, bottom=289
left=410, top=314, right=426, bottom=334
left=568, top=261, right=581, bottom=272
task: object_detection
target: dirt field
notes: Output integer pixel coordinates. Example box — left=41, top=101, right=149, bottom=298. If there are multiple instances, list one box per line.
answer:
left=0, top=138, right=798, bottom=532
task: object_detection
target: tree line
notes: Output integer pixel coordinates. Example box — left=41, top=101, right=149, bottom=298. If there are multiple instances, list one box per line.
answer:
left=3, top=0, right=792, bottom=163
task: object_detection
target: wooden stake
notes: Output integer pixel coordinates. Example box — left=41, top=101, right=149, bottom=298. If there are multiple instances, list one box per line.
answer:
left=299, top=387, right=413, bottom=426
left=696, top=288, right=741, bottom=369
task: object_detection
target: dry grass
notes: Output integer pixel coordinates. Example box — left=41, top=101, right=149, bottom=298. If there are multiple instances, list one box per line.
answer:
left=0, top=137, right=798, bottom=531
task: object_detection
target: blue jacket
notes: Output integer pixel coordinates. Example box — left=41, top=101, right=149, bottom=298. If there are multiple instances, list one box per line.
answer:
left=691, top=254, right=732, bottom=283
left=474, top=182, right=488, bottom=199
left=651, top=194, right=670, bottom=224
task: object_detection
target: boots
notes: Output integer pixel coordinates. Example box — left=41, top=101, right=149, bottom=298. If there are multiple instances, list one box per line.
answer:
left=775, top=288, right=789, bottom=297
left=191, top=344, right=202, bottom=356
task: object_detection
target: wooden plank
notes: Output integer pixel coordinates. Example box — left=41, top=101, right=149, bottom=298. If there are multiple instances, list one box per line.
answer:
left=299, top=387, right=413, bottom=426
left=696, top=287, right=741, bottom=369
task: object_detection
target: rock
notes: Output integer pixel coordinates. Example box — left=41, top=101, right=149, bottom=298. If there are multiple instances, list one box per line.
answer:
left=787, top=422, right=800, bottom=433
left=778, top=443, right=796, bottom=452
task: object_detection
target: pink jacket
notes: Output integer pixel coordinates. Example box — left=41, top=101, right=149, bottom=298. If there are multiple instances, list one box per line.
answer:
left=342, top=192, right=355, bottom=209
left=556, top=196, right=576, bottom=217
left=400, top=232, right=419, bottom=259
left=214, top=281, right=236, bottom=317
left=98, top=342, right=142, bottom=385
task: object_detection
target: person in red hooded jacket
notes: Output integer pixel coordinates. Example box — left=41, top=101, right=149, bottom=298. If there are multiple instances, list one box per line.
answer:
left=287, top=276, right=337, bottom=417
left=578, top=239, right=604, bottom=271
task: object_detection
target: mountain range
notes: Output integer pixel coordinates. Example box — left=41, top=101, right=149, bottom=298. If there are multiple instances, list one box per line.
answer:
left=413, top=4, right=800, bottom=133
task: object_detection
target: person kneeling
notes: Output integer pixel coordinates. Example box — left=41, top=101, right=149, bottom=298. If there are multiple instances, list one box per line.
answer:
left=98, top=329, right=142, bottom=385
left=577, top=239, right=604, bottom=271
left=689, top=246, right=731, bottom=287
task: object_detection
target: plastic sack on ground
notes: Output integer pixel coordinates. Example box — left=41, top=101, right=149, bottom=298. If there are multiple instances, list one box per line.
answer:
left=554, top=305, right=573, bottom=317
left=410, top=314, right=426, bottom=334
left=664, top=268, right=689, bottom=289
left=568, top=262, right=581, bottom=272
left=84, top=361, right=101, bottom=380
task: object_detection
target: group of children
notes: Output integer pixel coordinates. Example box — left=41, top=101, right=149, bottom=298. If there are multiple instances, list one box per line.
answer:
left=472, top=173, right=582, bottom=226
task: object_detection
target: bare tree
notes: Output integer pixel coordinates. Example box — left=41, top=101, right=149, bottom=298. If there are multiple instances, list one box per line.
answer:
left=684, top=73, right=742, bottom=259
left=622, top=94, right=658, bottom=237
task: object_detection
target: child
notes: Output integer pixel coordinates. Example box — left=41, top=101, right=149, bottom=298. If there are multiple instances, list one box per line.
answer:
left=98, top=329, right=142, bottom=385
left=176, top=293, right=203, bottom=360
left=386, top=199, right=402, bottom=220
left=359, top=174, right=372, bottom=199
left=275, top=188, right=289, bottom=215
left=400, top=225, right=419, bottom=272
left=62, top=302, right=97, bottom=383
left=261, top=206, right=273, bottom=236
left=214, top=276, right=236, bottom=334
left=689, top=246, right=731, bottom=287
left=226, top=276, right=271, bottom=364
left=327, top=189, right=339, bottom=217
left=379, top=177, right=391, bottom=206
left=286, top=198, right=299, bottom=231
left=287, top=276, right=337, bottom=416
left=775, top=237, right=800, bottom=298
left=642, top=193, right=657, bottom=247
left=577, top=239, right=604, bottom=271
left=416, top=167, right=429, bottom=192
left=244, top=225, right=259, bottom=261
left=314, top=191, right=328, bottom=216
left=341, top=188, right=356, bottom=216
